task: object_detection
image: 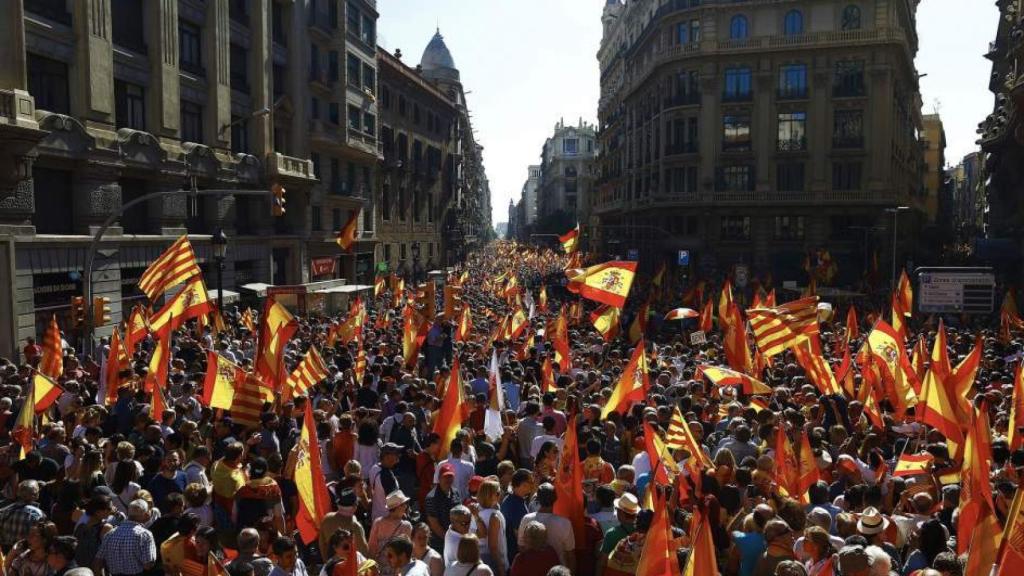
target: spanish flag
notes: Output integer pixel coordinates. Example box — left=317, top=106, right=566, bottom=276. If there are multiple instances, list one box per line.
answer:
left=126, top=305, right=149, bottom=352
left=897, top=269, right=914, bottom=317
left=403, top=305, right=429, bottom=368
left=949, top=335, right=982, bottom=426
left=553, top=415, right=586, bottom=550
left=538, top=285, right=548, bottom=312
left=636, top=489, right=682, bottom=576
left=678, top=507, right=712, bottom=576
left=103, top=327, right=129, bottom=406
left=601, top=340, right=649, bottom=417
left=202, top=351, right=244, bottom=410
left=917, top=323, right=964, bottom=456
left=373, top=275, right=386, bottom=297
left=149, top=277, right=215, bottom=336
left=432, top=356, right=465, bottom=459
left=31, top=372, right=62, bottom=414
left=774, top=426, right=816, bottom=502
left=255, top=297, right=298, bottom=391
left=891, top=291, right=909, bottom=342
left=455, top=306, right=472, bottom=343
left=336, top=210, right=359, bottom=252
left=893, top=453, right=934, bottom=477
left=591, top=305, right=621, bottom=343
left=628, top=300, right=649, bottom=344
left=722, top=301, right=754, bottom=375
left=541, top=357, right=556, bottom=393
left=145, top=319, right=172, bottom=394
left=864, top=320, right=919, bottom=416
left=700, top=365, right=772, bottom=395
left=549, top=309, right=572, bottom=370
left=11, top=377, right=35, bottom=459
left=354, top=336, right=367, bottom=384
left=996, top=484, right=1024, bottom=576
left=559, top=224, right=580, bottom=254
left=846, top=305, right=859, bottom=342
left=295, top=402, right=332, bottom=545
left=959, top=405, right=1001, bottom=575
left=698, top=299, right=713, bottom=334
left=567, top=261, right=637, bottom=308
left=39, top=314, right=63, bottom=379
left=1010, top=363, right=1024, bottom=452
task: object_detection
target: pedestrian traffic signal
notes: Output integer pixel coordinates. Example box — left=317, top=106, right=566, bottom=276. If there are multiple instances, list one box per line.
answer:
left=71, top=296, right=86, bottom=329
left=271, top=183, right=286, bottom=216
left=93, top=297, right=112, bottom=327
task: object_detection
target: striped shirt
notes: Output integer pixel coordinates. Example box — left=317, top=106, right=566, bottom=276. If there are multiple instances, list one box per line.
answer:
left=96, top=520, right=157, bottom=575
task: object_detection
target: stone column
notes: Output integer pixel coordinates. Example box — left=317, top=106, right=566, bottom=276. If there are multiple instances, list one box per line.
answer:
left=288, top=0, right=308, bottom=159
left=72, top=0, right=116, bottom=129
left=250, top=0, right=273, bottom=158
left=809, top=60, right=831, bottom=192
left=754, top=63, right=773, bottom=192
left=0, top=0, right=28, bottom=90
left=72, top=164, right=122, bottom=235
left=149, top=0, right=181, bottom=141
left=206, top=0, right=232, bottom=150
left=867, top=64, right=894, bottom=194
left=698, top=66, right=720, bottom=196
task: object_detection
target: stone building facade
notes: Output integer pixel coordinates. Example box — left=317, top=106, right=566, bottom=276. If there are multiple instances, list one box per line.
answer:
left=595, top=0, right=926, bottom=284
left=0, top=0, right=381, bottom=357
left=538, top=120, right=598, bottom=226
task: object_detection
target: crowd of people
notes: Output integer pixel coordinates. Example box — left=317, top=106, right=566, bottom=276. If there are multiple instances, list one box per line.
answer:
left=0, top=241, right=1020, bottom=576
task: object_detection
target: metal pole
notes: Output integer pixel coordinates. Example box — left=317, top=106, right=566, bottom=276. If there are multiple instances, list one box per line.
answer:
left=217, top=259, right=224, bottom=311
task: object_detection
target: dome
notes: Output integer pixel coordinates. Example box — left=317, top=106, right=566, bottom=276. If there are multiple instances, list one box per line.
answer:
left=420, top=29, right=459, bottom=81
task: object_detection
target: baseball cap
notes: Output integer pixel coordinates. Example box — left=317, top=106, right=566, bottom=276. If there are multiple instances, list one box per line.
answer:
left=468, top=475, right=485, bottom=493
left=381, top=442, right=403, bottom=455
left=439, top=462, right=456, bottom=478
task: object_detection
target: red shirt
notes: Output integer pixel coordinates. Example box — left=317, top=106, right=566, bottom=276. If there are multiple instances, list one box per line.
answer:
left=510, top=547, right=560, bottom=576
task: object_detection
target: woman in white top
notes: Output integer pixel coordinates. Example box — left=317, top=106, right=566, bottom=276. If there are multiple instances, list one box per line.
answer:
left=470, top=480, right=507, bottom=576
left=412, top=522, right=445, bottom=576
left=443, top=535, right=493, bottom=576
left=109, top=460, right=141, bottom=514
left=355, top=421, right=381, bottom=480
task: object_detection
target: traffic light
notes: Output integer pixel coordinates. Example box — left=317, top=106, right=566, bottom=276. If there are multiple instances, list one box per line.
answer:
left=71, top=296, right=86, bottom=329
left=93, top=297, right=112, bottom=327
left=271, top=183, right=286, bottom=217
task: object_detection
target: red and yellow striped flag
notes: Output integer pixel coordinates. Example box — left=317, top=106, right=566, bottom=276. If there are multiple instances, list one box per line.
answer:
left=104, top=327, right=130, bottom=406
left=284, top=346, right=328, bottom=400
left=553, top=415, right=587, bottom=550
left=538, top=285, right=548, bottom=312
left=146, top=323, right=171, bottom=419
left=995, top=484, right=1024, bottom=576
left=1010, top=362, right=1024, bottom=452
left=432, top=356, right=466, bottom=459
left=678, top=507, right=712, bottom=576
left=918, top=322, right=964, bottom=457
left=11, top=377, right=35, bottom=459
left=373, top=275, right=386, bottom=298
left=354, top=337, right=367, bottom=384
left=455, top=306, right=473, bottom=343
left=231, top=373, right=273, bottom=428
left=897, top=269, right=914, bottom=317
left=960, top=404, right=1001, bottom=576
left=590, top=305, right=621, bottom=343
left=699, top=299, right=713, bottom=334
left=747, top=296, right=820, bottom=357
left=549, top=308, right=572, bottom=370
left=601, top=340, right=648, bottom=418
left=138, top=235, right=202, bottom=300
left=403, top=305, right=429, bottom=368
left=628, top=300, right=649, bottom=344
left=541, top=357, right=556, bottom=393
left=39, top=314, right=63, bottom=379
left=666, top=407, right=712, bottom=469
left=295, top=402, right=332, bottom=545
left=126, top=305, right=149, bottom=352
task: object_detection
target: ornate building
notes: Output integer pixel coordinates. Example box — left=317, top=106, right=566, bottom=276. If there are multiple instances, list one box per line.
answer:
left=538, top=119, right=598, bottom=239
left=595, top=0, right=926, bottom=283
left=0, top=0, right=378, bottom=356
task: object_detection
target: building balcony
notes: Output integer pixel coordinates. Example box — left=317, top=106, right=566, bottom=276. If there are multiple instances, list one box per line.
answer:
left=346, top=131, right=382, bottom=159
left=308, top=11, right=336, bottom=42
left=663, top=94, right=701, bottom=109
left=665, top=143, right=698, bottom=157
left=266, top=152, right=317, bottom=182
left=777, top=87, right=809, bottom=101
left=593, top=188, right=893, bottom=212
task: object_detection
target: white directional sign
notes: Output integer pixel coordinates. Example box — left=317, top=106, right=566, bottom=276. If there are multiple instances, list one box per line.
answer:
left=917, top=269, right=995, bottom=314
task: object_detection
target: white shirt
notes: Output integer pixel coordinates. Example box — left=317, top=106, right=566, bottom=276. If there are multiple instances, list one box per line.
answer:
left=443, top=529, right=465, bottom=567
left=443, top=563, right=493, bottom=576
left=517, top=511, right=574, bottom=565
left=433, top=456, right=475, bottom=498
left=529, top=434, right=562, bottom=459
left=632, top=451, right=652, bottom=478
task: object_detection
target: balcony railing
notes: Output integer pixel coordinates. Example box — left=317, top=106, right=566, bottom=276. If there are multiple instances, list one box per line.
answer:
left=664, top=94, right=701, bottom=108
left=778, top=137, right=808, bottom=152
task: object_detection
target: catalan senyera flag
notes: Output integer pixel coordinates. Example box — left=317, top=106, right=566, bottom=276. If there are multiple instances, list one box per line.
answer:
left=666, top=407, right=712, bottom=469
left=255, top=297, right=299, bottom=391
left=893, top=453, right=934, bottom=477
left=232, top=372, right=273, bottom=428
left=897, top=269, right=914, bottom=317
left=39, top=314, right=63, bottom=379
left=601, top=340, right=649, bottom=418
left=553, top=414, right=586, bottom=550
left=746, top=296, right=820, bottom=357
left=336, top=210, right=359, bottom=252
left=541, top=356, right=556, bottom=393
left=432, top=356, right=465, bottom=459
left=138, top=235, right=202, bottom=301
left=591, top=305, right=621, bottom=343
left=700, top=365, right=772, bottom=395
left=31, top=371, right=63, bottom=414
left=11, top=378, right=35, bottom=460
left=566, top=261, right=637, bottom=308
left=148, top=277, right=215, bottom=336
left=792, top=342, right=843, bottom=396
left=202, top=351, right=244, bottom=410
left=996, top=484, right=1024, bottom=576
left=699, top=299, right=713, bottom=334
left=1010, top=362, right=1024, bottom=452
left=295, top=402, right=332, bottom=545
left=559, top=224, right=580, bottom=254
left=284, top=346, right=328, bottom=400
left=238, top=307, right=255, bottom=334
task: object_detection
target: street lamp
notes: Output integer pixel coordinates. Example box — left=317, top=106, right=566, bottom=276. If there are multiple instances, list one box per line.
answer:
left=885, top=206, right=910, bottom=291
left=211, top=228, right=228, bottom=307
left=411, top=241, right=421, bottom=283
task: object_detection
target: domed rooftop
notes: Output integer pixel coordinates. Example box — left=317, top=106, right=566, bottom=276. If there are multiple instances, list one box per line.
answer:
left=420, top=29, right=460, bottom=82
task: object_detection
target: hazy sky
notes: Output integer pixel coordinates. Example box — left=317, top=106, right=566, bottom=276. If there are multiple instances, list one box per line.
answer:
left=377, top=0, right=997, bottom=226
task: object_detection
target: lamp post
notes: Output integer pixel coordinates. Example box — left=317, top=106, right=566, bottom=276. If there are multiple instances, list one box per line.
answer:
left=885, top=206, right=910, bottom=291
left=211, top=229, right=228, bottom=308
left=411, top=241, right=421, bottom=284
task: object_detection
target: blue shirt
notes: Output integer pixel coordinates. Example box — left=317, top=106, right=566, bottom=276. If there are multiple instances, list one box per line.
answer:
left=146, top=471, right=187, bottom=514
left=732, top=531, right=766, bottom=576
left=500, top=493, right=530, bottom=560
left=503, top=381, right=521, bottom=411
left=470, top=377, right=489, bottom=399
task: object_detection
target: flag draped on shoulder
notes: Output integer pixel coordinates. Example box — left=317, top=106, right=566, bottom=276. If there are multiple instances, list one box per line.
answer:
left=255, top=297, right=298, bottom=391
left=295, top=402, right=332, bottom=545
left=566, top=261, right=637, bottom=308
left=601, top=340, right=649, bottom=417
left=746, top=296, right=820, bottom=357
left=433, top=357, right=466, bottom=459
left=202, top=351, right=244, bottom=410
left=39, top=314, right=63, bottom=379
left=138, top=235, right=202, bottom=300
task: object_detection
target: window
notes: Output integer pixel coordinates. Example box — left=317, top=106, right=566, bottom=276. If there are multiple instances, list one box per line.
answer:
left=310, top=44, right=320, bottom=81
left=413, top=104, right=421, bottom=124
left=179, top=21, right=202, bottom=74
left=833, top=60, right=865, bottom=97
left=348, top=105, right=360, bottom=130
left=384, top=244, right=392, bottom=262
left=722, top=115, right=751, bottom=151
left=776, top=163, right=805, bottom=192
left=723, top=67, right=752, bottom=101
left=690, top=20, right=701, bottom=43
left=347, top=53, right=360, bottom=86
left=784, top=10, right=803, bottom=35
left=841, top=5, right=862, bottom=30
left=382, top=86, right=391, bottom=109
left=777, top=112, right=807, bottom=151
left=230, top=44, right=249, bottom=93
left=273, top=64, right=285, bottom=99
left=400, top=243, right=407, bottom=260
left=398, top=95, right=406, bottom=116
left=231, top=115, right=249, bottom=153
left=332, top=208, right=341, bottom=231
left=399, top=187, right=407, bottom=220
left=363, top=64, right=375, bottom=94
left=677, top=22, right=689, bottom=45
left=112, top=0, right=146, bottom=52
left=774, top=216, right=805, bottom=239
left=718, top=166, right=754, bottom=192
left=329, top=102, right=340, bottom=125
left=329, top=51, right=339, bottom=82
left=832, top=162, right=863, bottom=190
left=27, top=54, right=69, bottom=114
left=833, top=110, right=864, bottom=148
left=363, top=112, right=376, bottom=136
left=31, top=168, right=73, bottom=234
left=347, top=2, right=360, bottom=35
left=563, top=139, right=579, bottom=154
left=311, top=153, right=322, bottom=178
left=383, top=185, right=391, bottom=220
left=361, top=14, right=375, bottom=45
left=720, top=215, right=751, bottom=240
left=778, top=64, right=807, bottom=99
left=328, top=158, right=337, bottom=188
left=181, top=101, right=203, bottom=143
left=328, top=0, right=338, bottom=28
left=730, top=15, right=749, bottom=39
left=230, top=0, right=249, bottom=24
left=114, top=80, right=146, bottom=130
left=25, top=0, right=72, bottom=25
left=312, top=206, right=322, bottom=231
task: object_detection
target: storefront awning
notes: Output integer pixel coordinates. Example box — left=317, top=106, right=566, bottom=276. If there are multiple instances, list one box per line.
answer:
left=210, top=289, right=240, bottom=304
left=240, top=283, right=273, bottom=297
left=314, top=284, right=373, bottom=294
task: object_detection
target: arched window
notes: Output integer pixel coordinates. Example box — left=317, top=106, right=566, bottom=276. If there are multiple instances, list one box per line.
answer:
left=784, top=10, right=804, bottom=35
left=841, top=5, right=862, bottom=30
left=730, top=15, right=749, bottom=39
